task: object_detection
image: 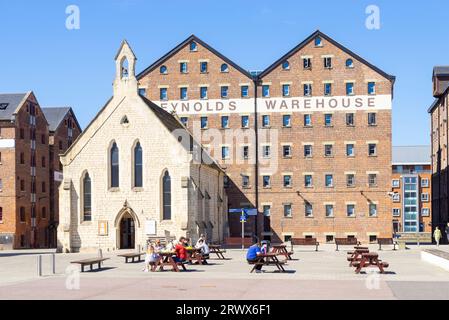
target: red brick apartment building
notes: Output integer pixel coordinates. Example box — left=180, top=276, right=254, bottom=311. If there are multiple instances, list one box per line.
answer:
left=429, top=66, right=449, bottom=241
left=0, top=93, right=81, bottom=249
left=137, top=30, right=395, bottom=244
left=391, top=146, right=432, bottom=234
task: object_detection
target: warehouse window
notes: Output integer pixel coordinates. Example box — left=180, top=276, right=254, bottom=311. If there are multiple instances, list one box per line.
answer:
left=200, top=87, right=208, bottom=100
left=346, top=59, right=354, bottom=68
left=160, top=65, right=168, bottom=74
left=221, top=86, right=229, bottom=98
left=304, top=84, right=312, bottom=96
left=262, top=115, right=270, bottom=128
left=315, top=36, right=323, bottom=47
left=200, top=61, right=208, bottom=73
left=303, top=58, right=312, bottom=69
left=324, top=83, right=332, bottom=96
left=241, top=85, right=249, bottom=98
left=346, top=82, right=354, bottom=95
left=282, top=84, right=290, bottom=97
left=262, top=85, right=270, bottom=98
left=221, top=63, right=229, bottom=73
left=324, top=57, right=332, bottom=69
left=160, top=88, right=168, bottom=101
left=180, top=87, right=188, bottom=100
left=180, top=62, right=188, bottom=73
left=282, top=61, right=290, bottom=70
left=368, top=82, right=376, bottom=95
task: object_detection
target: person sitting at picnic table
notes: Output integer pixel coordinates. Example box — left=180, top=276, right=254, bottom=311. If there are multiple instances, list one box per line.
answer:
left=143, top=243, right=159, bottom=272
left=195, top=234, right=206, bottom=247
left=195, top=239, right=210, bottom=264
left=182, top=237, right=191, bottom=247
left=174, top=237, right=188, bottom=264
left=246, top=241, right=263, bottom=273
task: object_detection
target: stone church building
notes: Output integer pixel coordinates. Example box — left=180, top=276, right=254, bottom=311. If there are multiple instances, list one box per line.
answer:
left=57, top=41, right=228, bottom=253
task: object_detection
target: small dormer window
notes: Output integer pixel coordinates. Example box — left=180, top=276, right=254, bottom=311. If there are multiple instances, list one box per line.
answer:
left=282, top=61, right=290, bottom=70
left=190, top=41, right=198, bottom=52
left=160, top=65, right=168, bottom=74
left=315, top=36, right=323, bottom=47
left=346, top=59, right=354, bottom=68
left=0, top=103, right=8, bottom=110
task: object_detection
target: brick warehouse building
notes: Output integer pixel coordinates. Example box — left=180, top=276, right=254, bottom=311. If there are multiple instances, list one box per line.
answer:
left=42, top=107, right=82, bottom=248
left=429, top=66, right=449, bottom=241
left=137, top=30, right=395, bottom=243
left=0, top=93, right=81, bottom=249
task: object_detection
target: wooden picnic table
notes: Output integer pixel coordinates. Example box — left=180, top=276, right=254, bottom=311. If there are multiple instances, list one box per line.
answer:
left=209, top=245, right=226, bottom=259
left=153, top=252, right=187, bottom=272
left=271, top=244, right=293, bottom=260
left=117, top=252, right=145, bottom=263
left=249, top=253, right=287, bottom=273
left=71, top=258, right=110, bottom=272
left=185, top=248, right=205, bottom=265
left=347, top=248, right=370, bottom=266
left=352, top=252, right=389, bottom=274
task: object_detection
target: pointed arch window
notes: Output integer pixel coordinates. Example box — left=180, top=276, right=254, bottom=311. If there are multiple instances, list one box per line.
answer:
left=162, top=171, right=171, bottom=220
left=83, top=173, right=92, bottom=221
left=134, top=142, right=143, bottom=188
left=110, top=142, right=120, bottom=188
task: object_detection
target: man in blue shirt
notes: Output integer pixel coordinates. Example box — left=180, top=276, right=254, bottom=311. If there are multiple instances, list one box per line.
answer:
left=246, top=241, right=263, bottom=272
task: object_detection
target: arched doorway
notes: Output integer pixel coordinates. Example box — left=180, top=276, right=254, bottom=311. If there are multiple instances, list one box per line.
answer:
left=119, top=212, right=135, bottom=249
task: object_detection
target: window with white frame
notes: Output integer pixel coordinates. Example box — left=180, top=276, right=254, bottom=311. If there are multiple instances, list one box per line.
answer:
left=283, top=145, right=292, bottom=158
left=421, top=208, right=430, bottom=217
left=242, top=175, right=250, bottom=188
left=304, top=175, right=313, bottom=188
left=324, top=57, right=332, bottom=69
left=242, top=146, right=249, bottom=159
left=421, top=193, right=429, bottom=202
left=305, top=203, right=313, bottom=217
left=283, top=175, right=292, bottom=188
left=303, top=58, right=312, bottom=69
left=262, top=145, right=271, bottom=158
left=368, top=174, right=378, bottom=187
left=263, top=175, right=271, bottom=188
left=346, top=174, right=355, bottom=187
left=284, top=204, right=292, bottom=217
left=346, top=204, right=356, bottom=217
left=324, top=144, right=333, bottom=157
left=304, top=145, right=313, bottom=158
left=392, top=179, right=400, bottom=188
left=392, top=208, right=401, bottom=217
left=421, top=179, right=429, bottom=188
left=221, top=146, right=230, bottom=160
left=304, top=83, right=312, bottom=96
left=325, top=204, right=334, bottom=217
left=369, top=203, right=377, bottom=217
left=392, top=193, right=400, bottom=202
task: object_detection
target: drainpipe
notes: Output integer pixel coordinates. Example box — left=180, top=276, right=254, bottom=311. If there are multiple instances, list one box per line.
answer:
left=253, top=77, right=260, bottom=239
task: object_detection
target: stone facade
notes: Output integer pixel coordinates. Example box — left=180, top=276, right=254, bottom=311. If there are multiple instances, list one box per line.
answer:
left=57, top=41, right=227, bottom=253
left=137, top=31, right=395, bottom=244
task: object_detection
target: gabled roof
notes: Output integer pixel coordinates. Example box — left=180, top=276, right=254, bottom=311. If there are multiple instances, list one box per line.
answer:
left=137, top=35, right=253, bottom=80
left=63, top=94, right=222, bottom=172
left=258, top=30, right=396, bottom=83
left=115, top=39, right=137, bottom=61
left=0, top=93, right=29, bottom=120
left=42, top=107, right=82, bottom=132
left=428, top=84, right=449, bottom=114
left=392, top=146, right=431, bottom=165
left=433, top=66, right=449, bottom=77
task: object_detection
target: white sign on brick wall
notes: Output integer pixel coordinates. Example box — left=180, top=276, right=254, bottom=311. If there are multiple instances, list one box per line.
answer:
left=155, top=95, right=392, bottom=115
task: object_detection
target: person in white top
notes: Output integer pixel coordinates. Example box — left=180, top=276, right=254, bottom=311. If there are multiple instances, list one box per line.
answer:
left=195, top=239, right=210, bottom=264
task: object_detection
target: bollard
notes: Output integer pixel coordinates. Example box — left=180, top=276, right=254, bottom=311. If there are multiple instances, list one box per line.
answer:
left=37, top=255, right=42, bottom=277
left=52, top=253, right=56, bottom=274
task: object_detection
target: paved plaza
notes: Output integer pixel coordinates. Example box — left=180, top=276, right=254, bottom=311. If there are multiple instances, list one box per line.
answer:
left=1, top=245, right=449, bottom=300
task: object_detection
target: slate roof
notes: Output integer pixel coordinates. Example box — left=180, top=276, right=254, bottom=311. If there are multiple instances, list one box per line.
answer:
left=0, top=93, right=28, bottom=120
left=139, top=95, right=222, bottom=171
left=42, top=107, right=72, bottom=132
left=433, top=66, right=449, bottom=77
left=392, top=146, right=431, bottom=165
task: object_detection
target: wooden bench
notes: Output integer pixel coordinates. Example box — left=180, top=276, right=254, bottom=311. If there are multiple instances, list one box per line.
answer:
left=71, top=258, right=110, bottom=272
left=377, top=238, right=397, bottom=251
left=291, top=238, right=320, bottom=251
left=118, top=252, right=145, bottom=263
left=209, top=245, right=226, bottom=259
left=335, top=238, right=361, bottom=251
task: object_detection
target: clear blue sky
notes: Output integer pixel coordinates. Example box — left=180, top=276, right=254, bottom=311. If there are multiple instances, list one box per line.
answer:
left=1, top=0, right=448, bottom=146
